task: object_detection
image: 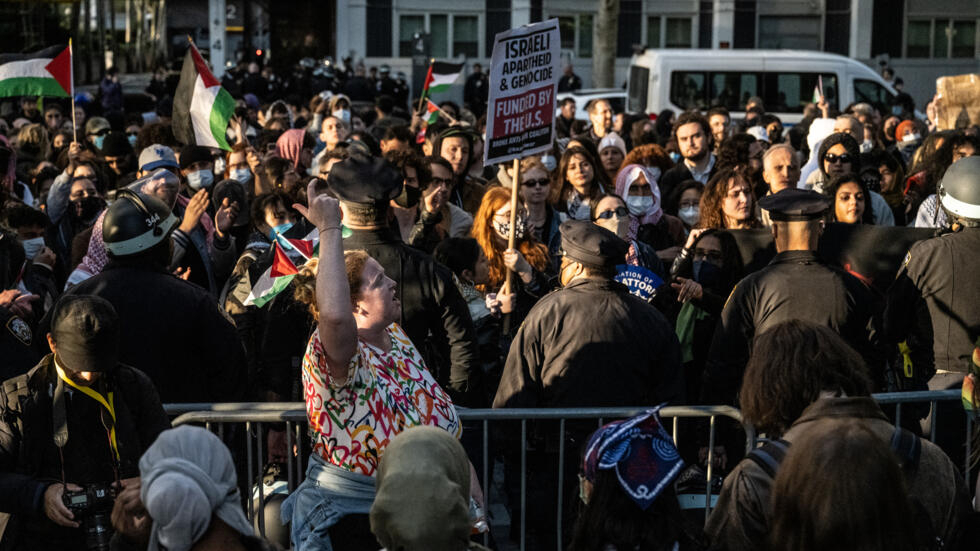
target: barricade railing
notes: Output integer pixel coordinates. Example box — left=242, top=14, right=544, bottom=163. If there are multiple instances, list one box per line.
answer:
left=163, top=389, right=970, bottom=551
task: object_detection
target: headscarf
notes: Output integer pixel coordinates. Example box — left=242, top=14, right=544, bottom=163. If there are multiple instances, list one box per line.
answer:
left=0, top=135, right=17, bottom=192
left=66, top=209, right=108, bottom=288
left=614, top=164, right=663, bottom=241
left=140, top=426, right=254, bottom=551
left=370, top=426, right=472, bottom=551
left=582, top=407, right=684, bottom=510
left=276, top=128, right=306, bottom=170
left=817, top=132, right=860, bottom=179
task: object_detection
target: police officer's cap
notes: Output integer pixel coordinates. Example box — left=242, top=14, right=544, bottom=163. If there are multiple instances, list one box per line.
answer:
left=327, top=150, right=402, bottom=205
left=758, top=188, right=831, bottom=222
left=51, top=295, right=119, bottom=372
left=103, top=189, right=179, bottom=256
left=938, top=156, right=980, bottom=222
left=560, top=220, right=628, bottom=268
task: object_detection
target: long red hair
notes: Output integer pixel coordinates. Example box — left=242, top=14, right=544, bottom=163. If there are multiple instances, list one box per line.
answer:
left=471, top=186, right=551, bottom=292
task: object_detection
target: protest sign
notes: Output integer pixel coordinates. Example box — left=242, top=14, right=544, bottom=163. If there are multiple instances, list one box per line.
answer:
left=484, top=19, right=560, bottom=165
left=615, top=265, right=664, bottom=301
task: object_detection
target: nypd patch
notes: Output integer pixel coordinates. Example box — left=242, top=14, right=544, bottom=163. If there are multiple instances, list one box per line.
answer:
left=6, top=316, right=31, bottom=345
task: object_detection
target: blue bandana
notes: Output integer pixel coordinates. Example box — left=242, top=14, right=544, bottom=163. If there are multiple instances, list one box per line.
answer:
left=582, top=407, right=684, bottom=510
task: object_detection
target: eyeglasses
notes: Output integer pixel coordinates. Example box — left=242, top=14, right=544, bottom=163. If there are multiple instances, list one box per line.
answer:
left=693, top=248, right=723, bottom=263
left=824, top=153, right=853, bottom=165
left=595, top=206, right=628, bottom=220
left=521, top=178, right=549, bottom=188
left=88, top=129, right=109, bottom=137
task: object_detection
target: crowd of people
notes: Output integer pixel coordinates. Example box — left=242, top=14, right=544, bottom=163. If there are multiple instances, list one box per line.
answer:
left=0, top=54, right=978, bottom=551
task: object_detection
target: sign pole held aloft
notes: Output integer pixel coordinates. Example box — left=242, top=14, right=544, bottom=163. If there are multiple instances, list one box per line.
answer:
left=502, top=157, right=522, bottom=295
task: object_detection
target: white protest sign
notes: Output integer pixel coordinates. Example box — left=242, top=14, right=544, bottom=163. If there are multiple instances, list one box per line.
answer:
left=484, top=19, right=560, bottom=165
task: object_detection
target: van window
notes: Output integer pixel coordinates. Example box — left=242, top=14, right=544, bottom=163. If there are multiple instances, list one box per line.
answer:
left=628, top=66, right=649, bottom=113
left=854, top=79, right=895, bottom=115
left=763, top=73, right=837, bottom=113
left=710, top=73, right=761, bottom=112
left=670, top=71, right=836, bottom=114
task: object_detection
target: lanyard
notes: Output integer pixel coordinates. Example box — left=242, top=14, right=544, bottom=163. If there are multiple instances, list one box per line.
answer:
left=54, top=362, right=121, bottom=462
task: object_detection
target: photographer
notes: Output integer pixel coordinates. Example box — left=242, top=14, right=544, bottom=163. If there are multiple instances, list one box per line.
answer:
left=0, top=295, right=170, bottom=550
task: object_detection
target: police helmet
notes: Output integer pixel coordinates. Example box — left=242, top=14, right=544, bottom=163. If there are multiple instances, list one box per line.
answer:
left=938, top=156, right=980, bottom=225
left=102, top=189, right=179, bottom=256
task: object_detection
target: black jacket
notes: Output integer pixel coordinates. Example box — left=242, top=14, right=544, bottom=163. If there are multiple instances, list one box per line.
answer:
left=57, top=263, right=247, bottom=404
left=885, top=227, right=980, bottom=377
left=0, top=356, right=169, bottom=550
left=703, top=250, right=882, bottom=404
left=493, top=277, right=684, bottom=408
left=343, top=228, right=482, bottom=406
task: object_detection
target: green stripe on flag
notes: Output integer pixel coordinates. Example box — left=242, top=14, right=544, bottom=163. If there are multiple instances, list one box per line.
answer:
left=209, top=87, right=235, bottom=151
left=427, top=83, right=452, bottom=94
left=0, top=77, right=69, bottom=98
left=252, top=274, right=295, bottom=308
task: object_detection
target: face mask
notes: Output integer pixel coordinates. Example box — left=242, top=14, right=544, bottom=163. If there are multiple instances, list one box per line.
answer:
left=127, top=135, right=138, bottom=148
left=678, top=205, right=700, bottom=226
left=72, top=196, right=105, bottom=222
left=230, top=167, right=252, bottom=185
left=669, top=152, right=681, bottom=164
left=21, top=237, right=44, bottom=260
left=626, top=195, right=654, bottom=216
left=493, top=214, right=526, bottom=240
left=540, top=154, right=557, bottom=172
left=186, top=169, right=214, bottom=191
left=214, top=157, right=226, bottom=176
left=93, top=135, right=106, bottom=150
left=693, top=259, right=722, bottom=288
left=393, top=184, right=421, bottom=208
left=332, top=109, right=351, bottom=124
left=860, top=140, right=873, bottom=153
left=891, top=105, right=903, bottom=116
left=268, top=221, right=294, bottom=242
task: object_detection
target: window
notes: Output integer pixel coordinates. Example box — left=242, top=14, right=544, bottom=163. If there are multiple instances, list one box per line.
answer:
left=763, top=72, right=838, bottom=113
left=670, top=72, right=707, bottom=111
left=665, top=17, right=692, bottom=48
left=628, top=65, right=649, bottom=113
left=647, top=16, right=661, bottom=48
left=758, top=15, right=821, bottom=50
left=399, top=15, right=424, bottom=57
left=670, top=71, right=838, bottom=113
left=854, top=79, right=895, bottom=115
left=710, top=73, right=760, bottom=112
left=907, top=19, right=978, bottom=58
left=553, top=13, right=592, bottom=57
left=453, top=16, right=478, bottom=58
left=430, top=14, right=448, bottom=57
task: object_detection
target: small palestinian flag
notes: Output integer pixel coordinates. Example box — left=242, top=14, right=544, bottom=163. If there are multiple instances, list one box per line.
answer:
left=173, top=42, right=234, bottom=151
left=811, top=75, right=824, bottom=104
left=244, top=227, right=319, bottom=308
left=0, top=44, right=72, bottom=98
left=424, top=100, right=440, bottom=124
left=422, top=61, right=464, bottom=97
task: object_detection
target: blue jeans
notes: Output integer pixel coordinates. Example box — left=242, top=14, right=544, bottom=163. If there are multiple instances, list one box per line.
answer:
left=280, top=454, right=376, bottom=551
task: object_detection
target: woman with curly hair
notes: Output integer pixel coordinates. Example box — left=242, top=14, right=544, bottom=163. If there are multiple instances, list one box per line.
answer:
left=696, top=167, right=759, bottom=229
left=471, top=186, right=554, bottom=334
left=551, top=145, right=609, bottom=221
left=621, top=142, right=674, bottom=175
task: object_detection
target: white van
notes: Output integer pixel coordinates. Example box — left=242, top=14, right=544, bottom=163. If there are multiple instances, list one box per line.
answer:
left=627, top=49, right=899, bottom=124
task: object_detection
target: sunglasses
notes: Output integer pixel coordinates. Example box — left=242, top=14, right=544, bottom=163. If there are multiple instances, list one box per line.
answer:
left=521, top=178, right=549, bottom=188
left=126, top=131, right=139, bottom=137
left=595, top=206, right=628, bottom=220
left=88, top=128, right=110, bottom=137
left=824, top=153, right=853, bottom=165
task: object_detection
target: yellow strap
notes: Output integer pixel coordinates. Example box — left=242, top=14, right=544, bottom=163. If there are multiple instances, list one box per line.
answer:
left=898, top=341, right=914, bottom=379
left=55, top=363, right=120, bottom=462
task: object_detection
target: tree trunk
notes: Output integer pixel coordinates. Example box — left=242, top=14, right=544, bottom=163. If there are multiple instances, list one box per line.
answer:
left=96, top=0, right=107, bottom=76
left=592, top=0, right=619, bottom=88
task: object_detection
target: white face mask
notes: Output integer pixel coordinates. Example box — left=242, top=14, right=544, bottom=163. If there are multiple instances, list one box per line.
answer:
left=626, top=195, right=654, bottom=216
left=21, top=237, right=45, bottom=260
left=860, top=140, right=873, bottom=153
left=901, top=133, right=921, bottom=145
left=678, top=205, right=700, bottom=226
left=332, top=109, right=351, bottom=124
left=540, top=154, right=557, bottom=172
left=214, top=157, right=226, bottom=176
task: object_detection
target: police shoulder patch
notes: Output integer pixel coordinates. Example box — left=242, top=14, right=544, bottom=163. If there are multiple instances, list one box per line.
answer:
left=902, top=251, right=911, bottom=267
left=6, top=316, right=31, bottom=346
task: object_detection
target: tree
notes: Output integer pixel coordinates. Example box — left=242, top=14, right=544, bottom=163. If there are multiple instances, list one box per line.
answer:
left=592, top=0, right=619, bottom=88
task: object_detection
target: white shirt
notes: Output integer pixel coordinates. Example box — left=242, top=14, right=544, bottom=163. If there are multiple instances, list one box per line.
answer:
left=685, top=154, right=716, bottom=185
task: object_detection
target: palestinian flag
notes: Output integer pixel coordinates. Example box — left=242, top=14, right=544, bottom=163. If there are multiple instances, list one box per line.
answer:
left=811, top=75, right=824, bottom=104
left=424, top=99, right=440, bottom=124
left=243, top=228, right=319, bottom=308
left=422, top=61, right=464, bottom=96
left=173, top=43, right=234, bottom=151
left=0, top=44, right=72, bottom=98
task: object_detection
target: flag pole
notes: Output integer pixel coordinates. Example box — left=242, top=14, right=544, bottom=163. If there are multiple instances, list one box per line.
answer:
left=417, top=58, right=433, bottom=114
left=502, top=157, right=522, bottom=295
left=430, top=100, right=459, bottom=125
left=69, top=38, right=77, bottom=144
left=273, top=230, right=311, bottom=262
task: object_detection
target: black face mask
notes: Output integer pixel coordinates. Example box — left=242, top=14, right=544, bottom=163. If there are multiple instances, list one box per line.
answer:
left=72, top=196, right=105, bottom=223
left=393, top=184, right=421, bottom=208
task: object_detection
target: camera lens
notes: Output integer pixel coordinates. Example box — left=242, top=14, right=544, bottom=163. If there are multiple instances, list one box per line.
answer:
left=83, top=512, right=114, bottom=551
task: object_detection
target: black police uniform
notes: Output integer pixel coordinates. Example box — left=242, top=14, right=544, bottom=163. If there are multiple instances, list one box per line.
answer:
left=0, top=308, right=39, bottom=381
left=702, top=190, right=881, bottom=405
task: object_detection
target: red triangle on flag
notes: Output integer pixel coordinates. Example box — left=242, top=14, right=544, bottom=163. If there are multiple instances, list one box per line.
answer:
left=44, top=46, right=72, bottom=97
left=270, top=243, right=298, bottom=278
left=285, top=238, right=314, bottom=259
left=189, top=44, right=220, bottom=88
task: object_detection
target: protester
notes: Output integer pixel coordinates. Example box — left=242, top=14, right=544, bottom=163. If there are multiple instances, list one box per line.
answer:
left=590, top=193, right=664, bottom=277
left=659, top=112, right=716, bottom=196
left=513, top=156, right=562, bottom=262
left=696, top=168, right=758, bottom=230
left=552, top=145, right=608, bottom=221
left=825, top=172, right=874, bottom=224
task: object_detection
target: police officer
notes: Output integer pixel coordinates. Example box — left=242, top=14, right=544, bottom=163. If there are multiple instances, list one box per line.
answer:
left=54, top=190, right=247, bottom=404
left=494, top=220, right=684, bottom=409
left=328, top=150, right=482, bottom=406
left=0, top=295, right=169, bottom=550
left=0, top=230, right=40, bottom=379
left=885, top=156, right=980, bottom=463
left=702, top=188, right=881, bottom=405
left=463, top=63, right=489, bottom=118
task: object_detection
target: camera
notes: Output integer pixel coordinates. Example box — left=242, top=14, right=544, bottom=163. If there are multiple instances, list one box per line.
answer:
left=63, top=483, right=117, bottom=551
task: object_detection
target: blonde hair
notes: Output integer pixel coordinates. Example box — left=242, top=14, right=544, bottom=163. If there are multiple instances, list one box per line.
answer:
left=292, top=250, right=371, bottom=317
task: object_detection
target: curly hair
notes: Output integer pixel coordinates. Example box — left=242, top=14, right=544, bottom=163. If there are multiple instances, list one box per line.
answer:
left=740, top=320, right=873, bottom=435
left=695, top=167, right=759, bottom=229
left=621, top=143, right=673, bottom=175
left=384, top=148, right=432, bottom=189
left=471, top=186, right=551, bottom=292
left=292, top=250, right=371, bottom=317
left=715, top=134, right=757, bottom=172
